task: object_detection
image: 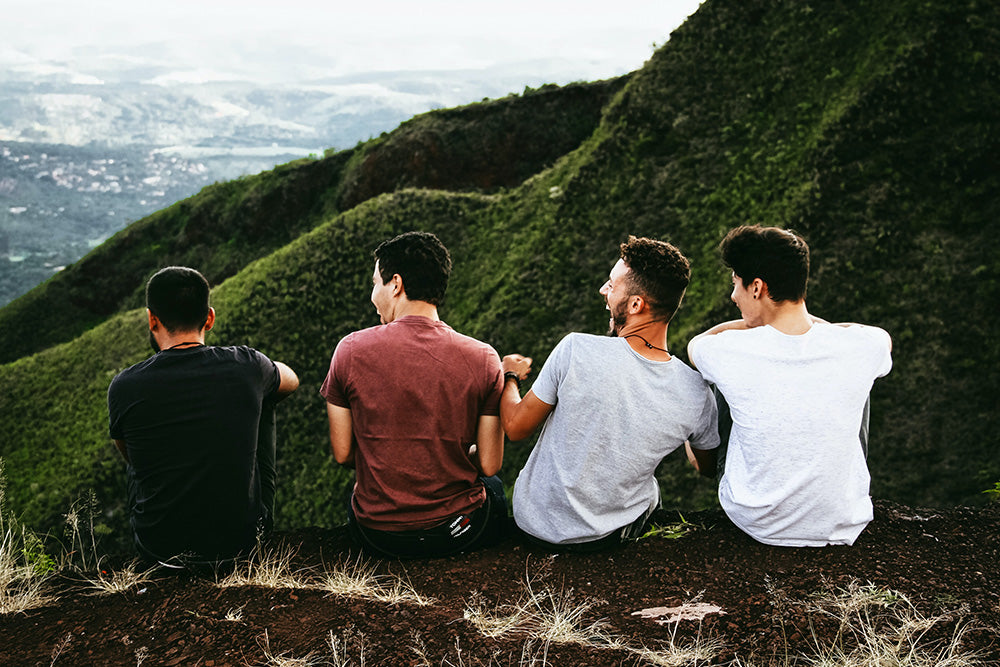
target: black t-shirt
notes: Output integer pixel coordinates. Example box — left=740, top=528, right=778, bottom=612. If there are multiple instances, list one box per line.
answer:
left=108, top=345, right=279, bottom=560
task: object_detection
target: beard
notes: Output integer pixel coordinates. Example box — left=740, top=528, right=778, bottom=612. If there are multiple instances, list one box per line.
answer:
left=149, top=331, right=161, bottom=353
left=607, top=299, right=628, bottom=337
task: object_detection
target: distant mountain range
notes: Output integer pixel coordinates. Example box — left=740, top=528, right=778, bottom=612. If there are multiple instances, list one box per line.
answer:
left=0, top=61, right=603, bottom=304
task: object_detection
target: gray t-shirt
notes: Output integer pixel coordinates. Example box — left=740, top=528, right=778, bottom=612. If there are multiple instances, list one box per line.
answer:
left=512, top=333, right=719, bottom=544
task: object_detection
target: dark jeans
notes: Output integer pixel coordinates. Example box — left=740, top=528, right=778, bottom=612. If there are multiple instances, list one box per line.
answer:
left=518, top=504, right=656, bottom=554
left=347, top=476, right=509, bottom=559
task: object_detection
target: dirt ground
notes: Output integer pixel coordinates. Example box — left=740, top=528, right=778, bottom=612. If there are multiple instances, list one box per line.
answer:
left=2, top=499, right=998, bottom=666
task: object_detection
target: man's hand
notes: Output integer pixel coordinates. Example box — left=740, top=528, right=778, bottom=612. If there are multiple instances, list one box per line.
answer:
left=502, top=354, right=532, bottom=380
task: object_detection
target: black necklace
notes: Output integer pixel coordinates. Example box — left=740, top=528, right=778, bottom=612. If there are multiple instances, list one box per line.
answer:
left=623, top=334, right=669, bottom=353
left=166, top=341, right=204, bottom=350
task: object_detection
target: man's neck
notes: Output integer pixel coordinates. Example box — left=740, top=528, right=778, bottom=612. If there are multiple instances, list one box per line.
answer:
left=391, top=300, right=440, bottom=322
left=617, top=317, right=670, bottom=361
left=157, top=330, right=207, bottom=350
left=762, top=300, right=812, bottom=335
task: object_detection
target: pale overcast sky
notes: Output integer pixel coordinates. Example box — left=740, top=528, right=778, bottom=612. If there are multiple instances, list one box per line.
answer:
left=2, top=0, right=704, bottom=82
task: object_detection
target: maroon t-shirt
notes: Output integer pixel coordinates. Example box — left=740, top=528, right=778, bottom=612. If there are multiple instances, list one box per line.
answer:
left=321, top=316, right=503, bottom=530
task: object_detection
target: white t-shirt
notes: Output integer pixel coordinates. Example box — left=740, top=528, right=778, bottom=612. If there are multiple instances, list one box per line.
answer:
left=513, top=333, right=719, bottom=545
left=689, top=322, right=892, bottom=546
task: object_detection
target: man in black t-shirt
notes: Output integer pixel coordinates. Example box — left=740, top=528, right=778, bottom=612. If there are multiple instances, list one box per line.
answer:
left=108, top=266, right=299, bottom=565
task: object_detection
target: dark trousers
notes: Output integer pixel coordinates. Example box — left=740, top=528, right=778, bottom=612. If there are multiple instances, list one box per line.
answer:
left=518, top=504, right=656, bottom=554
left=347, top=476, right=509, bottom=559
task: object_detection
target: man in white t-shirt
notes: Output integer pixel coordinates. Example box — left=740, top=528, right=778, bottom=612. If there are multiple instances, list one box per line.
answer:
left=501, top=236, right=720, bottom=552
left=688, top=225, right=892, bottom=547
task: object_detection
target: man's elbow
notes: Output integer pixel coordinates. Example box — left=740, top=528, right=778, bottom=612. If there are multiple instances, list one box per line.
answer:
left=500, top=410, right=532, bottom=442
left=333, top=448, right=355, bottom=467
left=502, top=422, right=532, bottom=442
left=276, top=362, right=300, bottom=396
left=479, top=460, right=501, bottom=477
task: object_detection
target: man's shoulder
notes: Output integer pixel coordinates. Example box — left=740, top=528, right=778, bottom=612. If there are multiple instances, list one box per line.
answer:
left=557, top=331, right=614, bottom=351
left=689, top=326, right=761, bottom=354
left=813, top=322, right=891, bottom=348
left=211, top=344, right=270, bottom=361
left=444, top=325, right=497, bottom=353
left=110, top=353, right=159, bottom=386
left=331, top=325, right=381, bottom=352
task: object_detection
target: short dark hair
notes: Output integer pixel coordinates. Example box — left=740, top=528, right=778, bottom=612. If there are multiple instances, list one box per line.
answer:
left=619, top=235, right=691, bottom=323
left=373, top=231, right=452, bottom=306
left=720, top=225, right=809, bottom=302
left=146, top=266, right=211, bottom=332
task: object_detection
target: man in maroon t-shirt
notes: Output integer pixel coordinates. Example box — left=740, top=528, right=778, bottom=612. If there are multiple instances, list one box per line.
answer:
left=320, top=231, right=511, bottom=558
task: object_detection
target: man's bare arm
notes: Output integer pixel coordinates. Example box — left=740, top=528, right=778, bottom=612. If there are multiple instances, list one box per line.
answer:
left=326, top=403, right=355, bottom=467
left=471, top=415, right=504, bottom=476
left=499, top=354, right=554, bottom=441
left=275, top=361, right=300, bottom=399
left=501, top=389, right=554, bottom=442
left=684, top=441, right=718, bottom=478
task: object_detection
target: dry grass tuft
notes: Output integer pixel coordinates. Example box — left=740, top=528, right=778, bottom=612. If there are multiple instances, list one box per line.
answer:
left=218, top=542, right=312, bottom=590
left=216, top=546, right=434, bottom=609
left=463, top=572, right=722, bottom=666
left=0, top=491, right=58, bottom=615
left=81, top=560, right=156, bottom=595
left=0, top=566, right=56, bottom=615
left=800, top=581, right=984, bottom=667
left=224, top=604, right=245, bottom=622
left=312, top=556, right=435, bottom=606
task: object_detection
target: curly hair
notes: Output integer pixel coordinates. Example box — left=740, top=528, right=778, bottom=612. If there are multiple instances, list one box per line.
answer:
left=373, top=231, right=453, bottom=306
left=619, top=236, right=691, bottom=323
left=720, top=225, right=809, bottom=302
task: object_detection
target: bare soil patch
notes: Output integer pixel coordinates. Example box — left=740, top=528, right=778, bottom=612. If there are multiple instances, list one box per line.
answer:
left=2, top=500, right=998, bottom=666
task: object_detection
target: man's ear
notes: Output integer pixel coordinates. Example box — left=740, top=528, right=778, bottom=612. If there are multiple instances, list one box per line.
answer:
left=391, top=274, right=404, bottom=298
left=147, top=308, right=159, bottom=330
left=628, top=295, right=646, bottom=314
left=204, top=307, right=216, bottom=332
left=751, top=278, right=767, bottom=300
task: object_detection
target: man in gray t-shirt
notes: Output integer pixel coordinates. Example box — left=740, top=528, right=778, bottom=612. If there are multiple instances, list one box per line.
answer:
left=501, top=236, right=720, bottom=551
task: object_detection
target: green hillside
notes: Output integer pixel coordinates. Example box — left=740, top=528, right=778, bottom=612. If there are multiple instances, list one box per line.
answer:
left=1, top=0, right=997, bottom=544
left=0, top=79, right=623, bottom=365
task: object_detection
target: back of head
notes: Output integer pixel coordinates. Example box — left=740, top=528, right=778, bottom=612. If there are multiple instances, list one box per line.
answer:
left=720, top=225, right=810, bottom=302
left=620, top=236, right=691, bottom=323
left=146, top=266, right=211, bottom=333
left=374, top=231, right=452, bottom=306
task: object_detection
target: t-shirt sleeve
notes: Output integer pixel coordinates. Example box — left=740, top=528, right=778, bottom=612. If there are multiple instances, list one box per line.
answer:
left=251, top=348, right=281, bottom=398
left=529, top=334, right=572, bottom=406
left=688, top=383, right=721, bottom=451
left=866, top=326, right=893, bottom=379
left=479, top=347, right=504, bottom=417
left=687, top=334, right=722, bottom=385
left=319, top=336, right=351, bottom=408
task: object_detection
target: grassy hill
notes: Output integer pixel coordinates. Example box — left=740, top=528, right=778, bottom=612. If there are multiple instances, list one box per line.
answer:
left=1, top=0, right=997, bottom=544
left=0, top=78, right=624, bottom=365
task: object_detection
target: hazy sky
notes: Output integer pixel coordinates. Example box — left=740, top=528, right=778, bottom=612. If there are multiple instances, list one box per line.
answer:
left=3, top=0, right=704, bottom=82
